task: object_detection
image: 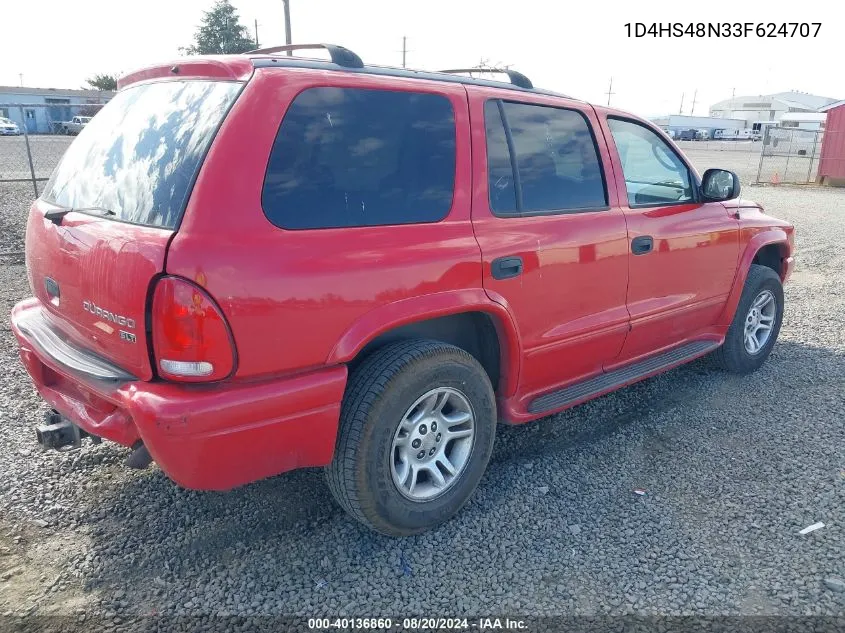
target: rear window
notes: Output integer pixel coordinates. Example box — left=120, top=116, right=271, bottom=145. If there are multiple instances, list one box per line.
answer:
left=262, top=87, right=456, bottom=230
left=41, top=80, right=241, bottom=229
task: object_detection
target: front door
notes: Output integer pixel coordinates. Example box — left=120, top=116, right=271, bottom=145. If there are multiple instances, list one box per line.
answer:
left=24, top=109, right=37, bottom=133
left=467, top=87, right=630, bottom=414
left=599, top=114, right=739, bottom=364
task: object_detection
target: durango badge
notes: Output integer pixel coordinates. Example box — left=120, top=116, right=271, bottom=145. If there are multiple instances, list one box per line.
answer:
left=82, top=301, right=136, bottom=329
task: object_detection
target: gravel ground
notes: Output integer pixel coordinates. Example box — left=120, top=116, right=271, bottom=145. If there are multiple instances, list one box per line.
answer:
left=0, top=136, right=72, bottom=181
left=1, top=180, right=844, bottom=628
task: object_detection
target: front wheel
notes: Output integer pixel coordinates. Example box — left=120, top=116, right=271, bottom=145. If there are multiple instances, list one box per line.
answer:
left=325, top=340, right=496, bottom=536
left=713, top=264, right=784, bottom=374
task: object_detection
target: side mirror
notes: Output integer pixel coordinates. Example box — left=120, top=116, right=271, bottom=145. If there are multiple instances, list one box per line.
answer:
left=701, top=168, right=740, bottom=202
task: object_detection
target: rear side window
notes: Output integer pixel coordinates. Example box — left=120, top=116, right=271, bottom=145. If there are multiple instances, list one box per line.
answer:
left=42, top=80, right=241, bottom=229
left=263, top=87, right=456, bottom=230
left=484, top=100, right=607, bottom=216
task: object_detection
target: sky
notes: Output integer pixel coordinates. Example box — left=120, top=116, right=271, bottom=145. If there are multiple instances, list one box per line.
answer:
left=1, top=0, right=840, bottom=117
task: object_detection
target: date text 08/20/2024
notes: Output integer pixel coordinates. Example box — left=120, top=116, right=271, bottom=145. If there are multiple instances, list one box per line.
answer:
left=308, top=617, right=528, bottom=630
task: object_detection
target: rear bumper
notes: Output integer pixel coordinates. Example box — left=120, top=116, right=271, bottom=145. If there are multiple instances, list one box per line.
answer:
left=11, top=298, right=347, bottom=490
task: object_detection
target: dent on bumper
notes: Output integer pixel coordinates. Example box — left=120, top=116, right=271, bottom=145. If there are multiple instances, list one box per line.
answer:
left=11, top=299, right=347, bottom=490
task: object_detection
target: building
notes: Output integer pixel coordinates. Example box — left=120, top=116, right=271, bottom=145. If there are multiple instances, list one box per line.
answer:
left=651, top=114, right=746, bottom=138
left=779, top=112, right=827, bottom=131
left=709, top=91, right=839, bottom=126
left=0, top=86, right=115, bottom=134
left=817, top=100, right=845, bottom=186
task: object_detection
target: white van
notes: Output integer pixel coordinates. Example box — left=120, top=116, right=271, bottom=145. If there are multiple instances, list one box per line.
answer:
left=715, top=129, right=753, bottom=141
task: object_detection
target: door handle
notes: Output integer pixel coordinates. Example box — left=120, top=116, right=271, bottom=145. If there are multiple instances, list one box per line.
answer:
left=491, top=256, right=523, bottom=280
left=631, top=236, right=654, bottom=255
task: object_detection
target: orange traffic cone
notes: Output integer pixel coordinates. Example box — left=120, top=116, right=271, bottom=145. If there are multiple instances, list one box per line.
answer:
left=771, top=172, right=781, bottom=185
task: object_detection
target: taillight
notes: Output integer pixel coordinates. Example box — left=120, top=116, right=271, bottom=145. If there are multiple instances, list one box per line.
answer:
left=151, top=276, right=236, bottom=382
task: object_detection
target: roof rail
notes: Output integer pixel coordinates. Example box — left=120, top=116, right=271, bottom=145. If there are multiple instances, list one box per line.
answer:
left=245, top=43, right=364, bottom=69
left=439, top=68, right=533, bottom=90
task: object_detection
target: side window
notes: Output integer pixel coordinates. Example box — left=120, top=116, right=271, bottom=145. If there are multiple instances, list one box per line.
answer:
left=484, top=101, right=518, bottom=215
left=607, top=118, right=694, bottom=207
left=263, top=87, right=456, bottom=230
left=489, top=101, right=607, bottom=215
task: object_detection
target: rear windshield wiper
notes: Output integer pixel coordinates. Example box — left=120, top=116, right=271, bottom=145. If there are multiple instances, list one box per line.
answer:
left=44, top=206, right=116, bottom=225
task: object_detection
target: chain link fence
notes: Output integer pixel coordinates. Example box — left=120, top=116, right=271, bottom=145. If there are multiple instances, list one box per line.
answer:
left=0, top=103, right=104, bottom=196
left=754, top=126, right=823, bottom=185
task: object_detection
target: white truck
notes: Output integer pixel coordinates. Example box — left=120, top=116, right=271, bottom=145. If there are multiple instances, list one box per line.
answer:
left=61, top=116, right=92, bottom=135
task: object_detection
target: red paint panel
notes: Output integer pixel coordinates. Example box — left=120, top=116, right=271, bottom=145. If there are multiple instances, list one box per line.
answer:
left=166, top=69, right=484, bottom=380
left=24, top=201, right=171, bottom=380
left=465, top=86, right=630, bottom=412
left=819, top=105, right=845, bottom=180
left=11, top=298, right=346, bottom=490
left=594, top=108, right=740, bottom=362
left=118, top=57, right=254, bottom=89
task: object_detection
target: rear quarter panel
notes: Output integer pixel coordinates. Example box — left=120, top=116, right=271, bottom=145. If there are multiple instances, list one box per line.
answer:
left=165, top=68, right=485, bottom=380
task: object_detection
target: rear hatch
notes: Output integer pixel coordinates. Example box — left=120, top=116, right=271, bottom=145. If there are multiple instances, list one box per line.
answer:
left=26, top=79, right=242, bottom=380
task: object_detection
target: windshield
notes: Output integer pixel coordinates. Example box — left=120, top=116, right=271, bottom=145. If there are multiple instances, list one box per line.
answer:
left=42, top=80, right=241, bottom=228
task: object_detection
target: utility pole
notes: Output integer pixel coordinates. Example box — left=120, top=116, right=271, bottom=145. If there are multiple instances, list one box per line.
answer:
left=402, top=36, right=407, bottom=68
left=254, top=19, right=259, bottom=48
left=679, top=92, right=684, bottom=115
left=19, top=73, right=23, bottom=87
left=691, top=89, right=697, bottom=116
left=283, top=0, right=292, bottom=55
left=605, top=77, right=615, bottom=106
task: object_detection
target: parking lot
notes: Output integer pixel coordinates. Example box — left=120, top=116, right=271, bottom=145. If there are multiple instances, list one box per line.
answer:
left=1, top=151, right=844, bottom=625
left=0, top=136, right=73, bottom=183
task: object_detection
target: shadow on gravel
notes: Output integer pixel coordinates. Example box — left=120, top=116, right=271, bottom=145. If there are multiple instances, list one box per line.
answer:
left=68, top=340, right=845, bottom=615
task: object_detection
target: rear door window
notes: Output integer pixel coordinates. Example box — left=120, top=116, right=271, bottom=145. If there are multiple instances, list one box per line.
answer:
left=262, top=87, right=456, bottom=230
left=484, top=100, right=607, bottom=216
left=41, top=80, right=241, bottom=229
left=484, top=101, right=519, bottom=215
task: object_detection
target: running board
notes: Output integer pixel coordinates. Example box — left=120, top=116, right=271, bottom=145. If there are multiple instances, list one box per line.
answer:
left=528, top=340, right=719, bottom=415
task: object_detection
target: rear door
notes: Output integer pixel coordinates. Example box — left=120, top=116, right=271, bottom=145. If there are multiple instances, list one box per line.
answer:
left=25, top=79, right=241, bottom=379
left=467, top=87, right=630, bottom=408
left=598, top=113, right=739, bottom=364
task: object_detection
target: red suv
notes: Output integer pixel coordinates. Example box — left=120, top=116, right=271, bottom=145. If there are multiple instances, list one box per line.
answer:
left=11, top=45, right=794, bottom=535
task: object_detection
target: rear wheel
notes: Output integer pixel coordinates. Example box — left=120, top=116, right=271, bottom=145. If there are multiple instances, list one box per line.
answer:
left=325, top=339, right=496, bottom=536
left=713, top=264, right=784, bottom=374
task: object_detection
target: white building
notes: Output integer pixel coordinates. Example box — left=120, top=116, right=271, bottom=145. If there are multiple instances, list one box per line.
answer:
left=0, top=86, right=114, bottom=134
left=709, top=91, right=839, bottom=125
left=779, top=112, right=827, bottom=131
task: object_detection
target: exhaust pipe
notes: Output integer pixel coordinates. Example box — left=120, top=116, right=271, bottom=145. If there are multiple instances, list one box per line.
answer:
left=36, top=410, right=91, bottom=451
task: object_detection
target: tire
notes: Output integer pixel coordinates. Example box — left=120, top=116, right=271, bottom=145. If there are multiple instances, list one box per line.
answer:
left=325, top=339, right=496, bottom=536
left=712, top=264, right=784, bottom=374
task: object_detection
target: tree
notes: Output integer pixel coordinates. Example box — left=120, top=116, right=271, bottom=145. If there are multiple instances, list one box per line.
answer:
left=85, top=74, right=118, bottom=91
left=182, top=0, right=256, bottom=55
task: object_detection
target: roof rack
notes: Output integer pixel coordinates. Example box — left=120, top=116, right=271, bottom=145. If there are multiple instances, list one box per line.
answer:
left=439, top=68, right=533, bottom=90
left=246, top=43, right=364, bottom=69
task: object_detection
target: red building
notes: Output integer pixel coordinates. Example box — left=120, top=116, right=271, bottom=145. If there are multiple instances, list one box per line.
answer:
left=818, top=100, right=845, bottom=185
